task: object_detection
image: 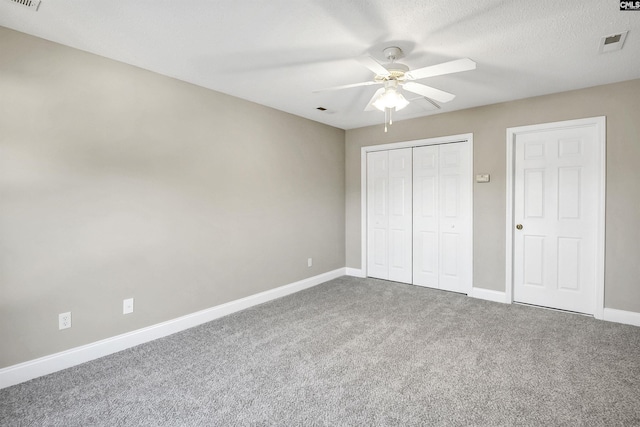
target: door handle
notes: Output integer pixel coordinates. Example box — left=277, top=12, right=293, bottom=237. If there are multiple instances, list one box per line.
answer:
left=516, top=224, right=523, bottom=230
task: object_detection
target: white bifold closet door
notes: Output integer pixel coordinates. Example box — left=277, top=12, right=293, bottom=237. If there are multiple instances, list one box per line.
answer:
left=413, top=143, right=472, bottom=292
left=367, top=142, right=471, bottom=292
left=366, top=148, right=413, bottom=283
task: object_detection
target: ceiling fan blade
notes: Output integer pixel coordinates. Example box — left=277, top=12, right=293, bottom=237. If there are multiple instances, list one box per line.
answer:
left=313, top=80, right=379, bottom=93
left=357, top=55, right=391, bottom=77
left=406, top=58, right=476, bottom=80
left=403, top=82, right=456, bottom=103
left=364, top=88, right=385, bottom=111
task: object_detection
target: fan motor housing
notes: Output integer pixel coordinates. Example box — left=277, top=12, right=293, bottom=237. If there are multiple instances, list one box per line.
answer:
left=376, top=62, right=409, bottom=81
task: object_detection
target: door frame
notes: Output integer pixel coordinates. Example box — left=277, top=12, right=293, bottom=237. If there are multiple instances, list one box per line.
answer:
left=361, top=133, right=474, bottom=290
left=505, top=117, right=606, bottom=319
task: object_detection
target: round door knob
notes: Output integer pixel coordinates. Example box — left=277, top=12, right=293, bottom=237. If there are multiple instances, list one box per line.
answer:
left=516, top=224, right=523, bottom=230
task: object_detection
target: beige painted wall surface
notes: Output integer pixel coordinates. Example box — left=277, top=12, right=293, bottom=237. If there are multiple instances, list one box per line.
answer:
left=0, top=28, right=345, bottom=368
left=346, top=79, right=640, bottom=313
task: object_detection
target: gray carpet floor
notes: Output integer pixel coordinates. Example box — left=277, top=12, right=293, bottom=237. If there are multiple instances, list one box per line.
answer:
left=1, top=276, right=640, bottom=426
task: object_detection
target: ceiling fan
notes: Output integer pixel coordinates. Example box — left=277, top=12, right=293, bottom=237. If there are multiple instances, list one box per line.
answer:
left=315, top=46, right=476, bottom=131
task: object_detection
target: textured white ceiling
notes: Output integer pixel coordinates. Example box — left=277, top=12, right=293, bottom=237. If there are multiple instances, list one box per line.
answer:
left=1, top=0, right=639, bottom=129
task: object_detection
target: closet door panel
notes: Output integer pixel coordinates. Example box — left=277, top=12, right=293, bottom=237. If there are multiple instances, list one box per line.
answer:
left=438, top=142, right=472, bottom=293
left=367, top=151, right=389, bottom=280
left=413, top=145, right=439, bottom=288
left=388, top=149, right=413, bottom=283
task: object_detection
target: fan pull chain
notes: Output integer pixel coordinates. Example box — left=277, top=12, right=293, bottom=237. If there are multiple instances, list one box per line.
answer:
left=383, top=107, right=396, bottom=132
left=384, top=108, right=388, bottom=132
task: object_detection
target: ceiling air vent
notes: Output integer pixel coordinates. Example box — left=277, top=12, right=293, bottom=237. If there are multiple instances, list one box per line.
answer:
left=7, top=0, right=41, bottom=10
left=598, top=31, right=628, bottom=53
left=315, top=106, right=335, bottom=114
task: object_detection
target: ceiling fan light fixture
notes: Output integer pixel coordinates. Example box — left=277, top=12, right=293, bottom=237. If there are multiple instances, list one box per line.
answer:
left=372, top=87, right=409, bottom=112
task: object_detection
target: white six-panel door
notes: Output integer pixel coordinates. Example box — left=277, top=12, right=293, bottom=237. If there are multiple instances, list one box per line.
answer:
left=367, top=142, right=471, bottom=292
left=367, top=148, right=413, bottom=283
left=413, top=143, right=472, bottom=293
left=513, top=125, right=599, bottom=314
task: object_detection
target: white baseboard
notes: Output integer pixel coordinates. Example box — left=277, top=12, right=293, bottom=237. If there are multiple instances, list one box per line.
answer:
left=345, top=268, right=365, bottom=278
left=469, top=287, right=508, bottom=304
left=603, top=308, right=640, bottom=327
left=0, top=268, right=346, bottom=390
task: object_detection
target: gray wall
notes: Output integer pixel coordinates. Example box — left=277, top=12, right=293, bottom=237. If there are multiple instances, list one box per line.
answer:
left=0, top=28, right=345, bottom=368
left=346, top=79, right=640, bottom=314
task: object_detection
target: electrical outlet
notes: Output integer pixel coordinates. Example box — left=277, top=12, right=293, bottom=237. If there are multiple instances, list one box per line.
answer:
left=307, top=258, right=313, bottom=267
left=123, top=298, right=134, bottom=315
left=59, top=312, right=71, bottom=330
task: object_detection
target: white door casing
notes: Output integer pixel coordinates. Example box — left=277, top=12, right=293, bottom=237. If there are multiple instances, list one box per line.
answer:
left=506, top=117, right=606, bottom=317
